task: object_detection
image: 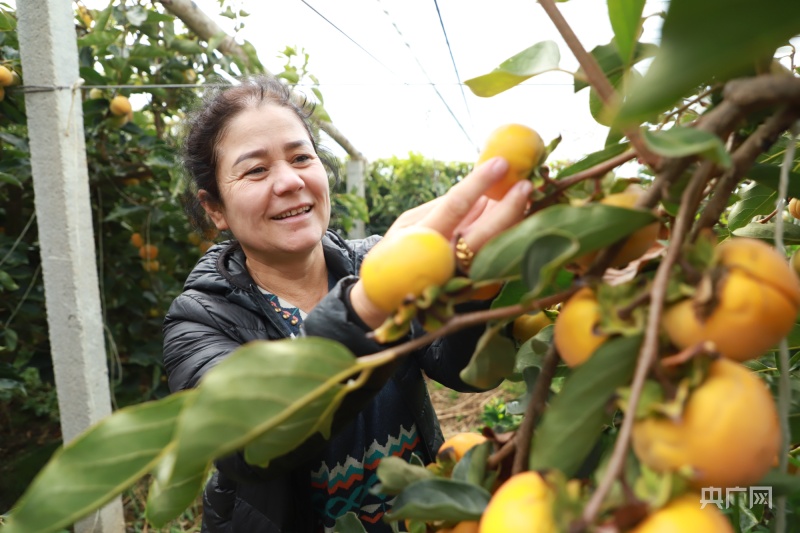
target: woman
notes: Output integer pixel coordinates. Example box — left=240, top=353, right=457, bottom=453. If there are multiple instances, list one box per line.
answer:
left=163, top=75, right=531, bottom=532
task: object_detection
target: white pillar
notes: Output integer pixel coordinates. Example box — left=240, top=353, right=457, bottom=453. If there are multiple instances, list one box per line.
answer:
left=16, top=1, right=124, bottom=532
left=346, top=158, right=367, bottom=239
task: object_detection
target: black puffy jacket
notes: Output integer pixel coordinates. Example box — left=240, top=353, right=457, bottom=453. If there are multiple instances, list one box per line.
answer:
left=163, top=230, right=489, bottom=532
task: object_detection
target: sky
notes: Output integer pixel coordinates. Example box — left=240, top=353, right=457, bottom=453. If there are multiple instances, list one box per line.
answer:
left=14, top=0, right=667, bottom=163
left=182, top=0, right=667, bottom=163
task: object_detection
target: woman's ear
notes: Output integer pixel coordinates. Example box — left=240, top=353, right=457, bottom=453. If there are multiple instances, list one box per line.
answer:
left=198, top=190, right=229, bottom=231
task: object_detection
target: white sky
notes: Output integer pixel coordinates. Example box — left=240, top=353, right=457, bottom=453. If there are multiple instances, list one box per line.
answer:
left=13, top=0, right=668, bottom=163
left=189, top=0, right=667, bottom=163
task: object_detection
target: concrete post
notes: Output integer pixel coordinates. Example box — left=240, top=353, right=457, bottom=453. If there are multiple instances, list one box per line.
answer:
left=16, top=1, right=124, bottom=532
left=346, top=158, right=367, bottom=239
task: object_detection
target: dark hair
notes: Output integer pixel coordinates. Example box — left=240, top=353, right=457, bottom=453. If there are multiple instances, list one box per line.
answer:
left=179, top=75, right=340, bottom=235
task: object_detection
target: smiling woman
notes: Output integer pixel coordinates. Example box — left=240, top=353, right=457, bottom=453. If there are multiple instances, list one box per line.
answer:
left=162, top=74, right=532, bottom=532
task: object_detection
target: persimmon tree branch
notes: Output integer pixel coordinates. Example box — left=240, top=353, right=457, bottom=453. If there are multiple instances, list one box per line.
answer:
left=536, top=0, right=660, bottom=169
left=580, top=159, right=715, bottom=527
left=691, top=106, right=800, bottom=239
left=638, top=74, right=800, bottom=212
left=156, top=0, right=364, bottom=160
left=359, top=288, right=577, bottom=367
left=511, top=343, right=560, bottom=475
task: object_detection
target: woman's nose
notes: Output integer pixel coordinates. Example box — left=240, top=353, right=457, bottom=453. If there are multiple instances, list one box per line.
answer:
left=271, top=162, right=305, bottom=195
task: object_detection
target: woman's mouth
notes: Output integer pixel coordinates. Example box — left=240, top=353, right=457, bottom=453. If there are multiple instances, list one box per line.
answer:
left=272, top=206, right=312, bottom=220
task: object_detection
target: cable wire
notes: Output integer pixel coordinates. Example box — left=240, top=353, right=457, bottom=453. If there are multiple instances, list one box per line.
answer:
left=298, top=0, right=402, bottom=80
left=375, top=0, right=478, bottom=151
left=432, top=0, right=474, bottom=129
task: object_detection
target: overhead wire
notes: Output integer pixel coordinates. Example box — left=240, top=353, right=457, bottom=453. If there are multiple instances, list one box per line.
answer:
left=374, top=0, right=478, bottom=152
left=298, top=0, right=403, bottom=81
left=432, top=0, right=474, bottom=132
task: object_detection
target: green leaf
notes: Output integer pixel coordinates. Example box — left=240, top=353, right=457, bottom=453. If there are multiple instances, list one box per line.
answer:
left=756, top=469, right=800, bottom=497
left=556, top=142, right=630, bottom=178
left=471, top=203, right=657, bottom=282
left=732, top=222, right=800, bottom=245
left=451, top=441, right=497, bottom=493
left=1, top=393, right=191, bottom=533
left=145, top=453, right=207, bottom=528
left=529, top=335, right=642, bottom=476
left=3, top=326, right=18, bottom=351
left=169, top=39, right=205, bottom=55
left=642, top=127, right=732, bottom=168
left=727, top=183, right=776, bottom=231
left=745, top=163, right=800, bottom=198
left=0, top=269, right=20, bottom=291
left=334, top=512, right=369, bottom=533
left=77, top=31, right=117, bottom=49
left=160, top=338, right=360, bottom=517
left=512, top=325, right=554, bottom=379
left=616, top=0, right=800, bottom=125
left=464, top=41, right=560, bottom=97
left=608, top=0, right=646, bottom=66
left=385, top=478, right=490, bottom=522
left=373, top=455, right=434, bottom=496
left=0, top=9, right=16, bottom=31
left=521, top=231, right=580, bottom=297
left=574, top=42, right=658, bottom=92
left=459, top=329, right=517, bottom=389
left=0, top=132, right=29, bottom=151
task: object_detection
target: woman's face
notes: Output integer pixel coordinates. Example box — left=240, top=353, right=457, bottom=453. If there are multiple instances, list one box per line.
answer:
left=203, top=103, right=331, bottom=261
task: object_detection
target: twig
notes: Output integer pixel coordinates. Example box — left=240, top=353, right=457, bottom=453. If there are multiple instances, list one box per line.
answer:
left=487, top=438, right=516, bottom=470
left=661, top=85, right=720, bottom=123
left=581, top=160, right=714, bottom=526
left=536, top=0, right=660, bottom=170
left=773, top=122, right=798, bottom=533
left=528, top=150, right=637, bottom=215
left=759, top=208, right=780, bottom=224
left=691, top=107, right=800, bottom=239
left=358, top=288, right=578, bottom=367
left=512, top=343, right=561, bottom=475
left=639, top=75, right=800, bottom=212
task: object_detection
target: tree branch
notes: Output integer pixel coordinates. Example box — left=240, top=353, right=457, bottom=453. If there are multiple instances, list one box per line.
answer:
left=536, top=0, right=660, bottom=170
left=155, top=0, right=364, bottom=160
left=580, top=159, right=715, bottom=526
left=511, top=343, right=560, bottom=475
left=691, top=107, right=800, bottom=239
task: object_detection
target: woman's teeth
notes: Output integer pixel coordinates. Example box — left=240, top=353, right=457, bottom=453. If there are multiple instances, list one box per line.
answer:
left=274, top=206, right=311, bottom=220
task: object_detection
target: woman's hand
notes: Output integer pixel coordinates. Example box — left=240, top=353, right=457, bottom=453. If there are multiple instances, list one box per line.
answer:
left=386, top=156, right=531, bottom=252
left=351, top=157, right=531, bottom=329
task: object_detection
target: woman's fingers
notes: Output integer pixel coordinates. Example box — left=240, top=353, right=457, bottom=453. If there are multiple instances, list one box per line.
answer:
left=420, top=157, right=509, bottom=236
left=460, top=179, right=531, bottom=252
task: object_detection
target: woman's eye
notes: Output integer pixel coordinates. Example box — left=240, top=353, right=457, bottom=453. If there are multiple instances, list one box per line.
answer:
left=244, top=166, right=267, bottom=176
left=294, top=154, right=312, bottom=164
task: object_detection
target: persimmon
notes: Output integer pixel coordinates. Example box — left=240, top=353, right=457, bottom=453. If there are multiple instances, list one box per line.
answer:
left=662, top=237, right=800, bottom=361
left=631, top=493, right=733, bottom=533
left=479, top=471, right=555, bottom=533
left=0, top=65, right=12, bottom=87
left=476, top=124, right=544, bottom=201
left=553, top=287, right=609, bottom=367
left=511, top=311, right=552, bottom=343
left=109, top=95, right=132, bottom=117
left=138, top=244, right=159, bottom=260
left=440, top=521, right=480, bottom=533
left=632, top=358, right=780, bottom=489
left=142, top=260, right=160, bottom=273
left=574, top=186, right=660, bottom=271
left=437, top=432, right=487, bottom=462
left=789, top=198, right=800, bottom=220
left=130, top=232, right=145, bottom=248
left=360, top=227, right=455, bottom=312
